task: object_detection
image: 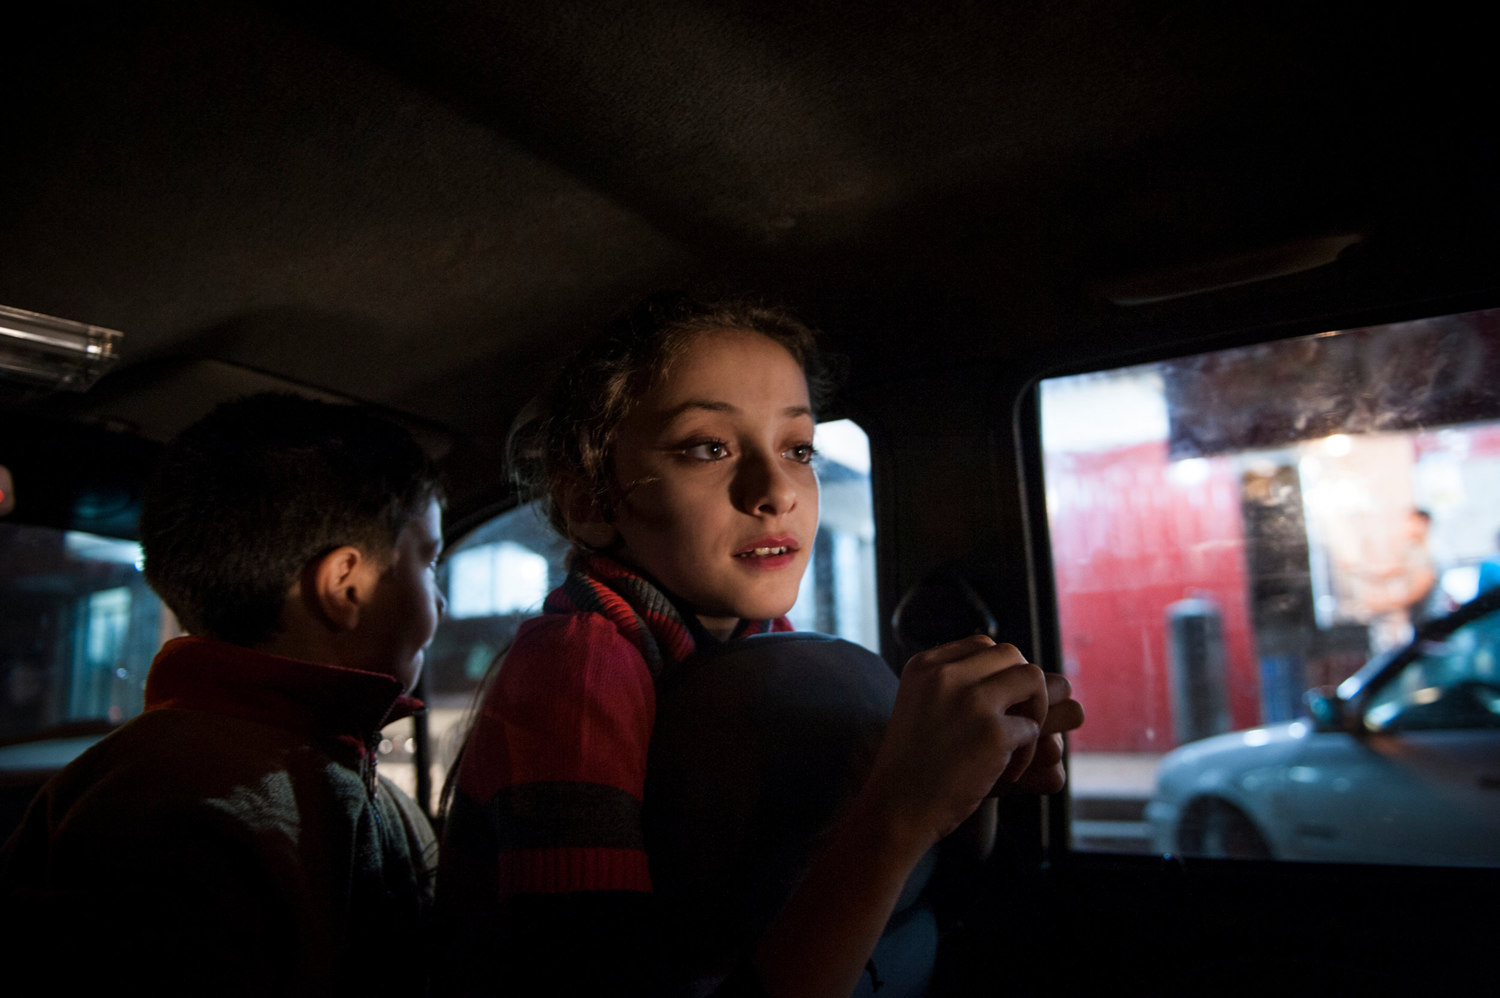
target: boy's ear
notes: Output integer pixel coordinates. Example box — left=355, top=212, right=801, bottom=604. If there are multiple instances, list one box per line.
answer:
left=561, top=480, right=619, bottom=550
left=309, top=545, right=377, bottom=632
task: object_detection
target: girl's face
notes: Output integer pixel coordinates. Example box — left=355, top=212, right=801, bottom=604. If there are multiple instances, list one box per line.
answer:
left=606, top=327, right=819, bottom=639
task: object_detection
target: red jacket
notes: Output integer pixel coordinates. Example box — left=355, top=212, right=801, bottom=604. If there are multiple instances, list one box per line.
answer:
left=0, top=636, right=436, bottom=997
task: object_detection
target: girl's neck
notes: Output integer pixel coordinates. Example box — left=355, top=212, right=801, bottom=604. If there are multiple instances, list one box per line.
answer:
left=696, top=613, right=739, bottom=642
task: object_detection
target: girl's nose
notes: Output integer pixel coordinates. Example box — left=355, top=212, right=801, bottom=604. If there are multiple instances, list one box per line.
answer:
left=736, top=450, right=798, bottom=516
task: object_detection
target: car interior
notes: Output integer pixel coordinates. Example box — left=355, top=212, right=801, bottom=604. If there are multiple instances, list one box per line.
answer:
left=4, top=2, right=1496, bottom=992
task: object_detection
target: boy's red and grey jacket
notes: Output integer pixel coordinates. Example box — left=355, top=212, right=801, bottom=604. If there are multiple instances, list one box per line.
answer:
left=435, top=553, right=790, bottom=995
left=0, top=636, right=437, bottom=997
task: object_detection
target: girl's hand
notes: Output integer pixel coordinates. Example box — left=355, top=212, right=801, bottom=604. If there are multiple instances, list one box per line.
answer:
left=753, top=636, right=1071, bottom=997
left=858, top=635, right=1050, bottom=854
left=1003, top=672, right=1085, bottom=796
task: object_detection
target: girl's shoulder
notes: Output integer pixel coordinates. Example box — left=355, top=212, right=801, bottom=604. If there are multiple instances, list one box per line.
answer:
left=500, top=610, right=657, bottom=697
left=511, top=608, right=637, bottom=654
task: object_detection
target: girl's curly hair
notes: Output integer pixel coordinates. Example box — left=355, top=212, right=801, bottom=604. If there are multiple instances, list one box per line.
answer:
left=507, top=290, right=835, bottom=540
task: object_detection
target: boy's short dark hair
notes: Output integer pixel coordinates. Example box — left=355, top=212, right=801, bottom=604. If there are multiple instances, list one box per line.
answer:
left=140, top=392, right=443, bottom=646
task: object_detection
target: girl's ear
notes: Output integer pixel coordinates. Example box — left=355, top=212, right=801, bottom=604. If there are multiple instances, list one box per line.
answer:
left=561, top=480, right=619, bottom=551
left=310, top=545, right=376, bottom=631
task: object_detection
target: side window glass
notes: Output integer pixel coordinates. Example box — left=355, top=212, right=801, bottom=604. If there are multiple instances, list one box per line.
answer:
left=0, top=524, right=173, bottom=743
left=1364, top=608, right=1500, bottom=732
left=380, top=419, right=876, bottom=802
left=1039, top=306, right=1500, bottom=867
left=788, top=419, right=879, bottom=648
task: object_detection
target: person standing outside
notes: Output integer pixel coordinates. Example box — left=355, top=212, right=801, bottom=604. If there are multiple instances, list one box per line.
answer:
left=1363, top=508, right=1442, bottom=652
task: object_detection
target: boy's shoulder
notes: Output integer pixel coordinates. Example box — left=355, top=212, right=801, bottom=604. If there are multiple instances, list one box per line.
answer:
left=2, top=704, right=428, bottom=893
left=22, top=708, right=341, bottom=832
left=12, top=635, right=419, bottom=843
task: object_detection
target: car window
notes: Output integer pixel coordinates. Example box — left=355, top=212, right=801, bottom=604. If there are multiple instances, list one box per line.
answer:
left=1364, top=609, right=1500, bottom=733
left=0, top=522, right=174, bottom=745
left=378, top=418, right=877, bottom=807
left=1039, top=305, right=1500, bottom=865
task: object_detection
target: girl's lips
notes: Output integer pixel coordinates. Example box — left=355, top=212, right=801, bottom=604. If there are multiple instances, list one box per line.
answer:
left=733, top=549, right=798, bottom=571
left=733, top=537, right=800, bottom=558
left=733, top=538, right=801, bottom=570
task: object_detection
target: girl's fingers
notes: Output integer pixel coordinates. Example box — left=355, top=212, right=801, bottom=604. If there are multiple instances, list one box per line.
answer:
left=997, top=721, right=1040, bottom=784
left=968, top=661, right=1046, bottom=784
left=880, top=636, right=1076, bottom=829
left=981, top=658, right=1048, bottom=727
left=904, top=633, right=1002, bottom=668
left=1042, top=696, right=1086, bottom=735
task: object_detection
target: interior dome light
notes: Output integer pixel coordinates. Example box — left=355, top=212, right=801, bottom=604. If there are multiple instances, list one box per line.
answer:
left=0, top=303, right=123, bottom=392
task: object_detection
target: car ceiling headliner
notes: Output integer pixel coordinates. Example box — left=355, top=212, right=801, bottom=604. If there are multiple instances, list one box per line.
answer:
left=3, top=1, right=1496, bottom=519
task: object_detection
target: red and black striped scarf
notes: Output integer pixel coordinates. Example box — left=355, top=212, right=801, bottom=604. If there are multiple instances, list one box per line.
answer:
left=543, top=551, right=792, bottom=680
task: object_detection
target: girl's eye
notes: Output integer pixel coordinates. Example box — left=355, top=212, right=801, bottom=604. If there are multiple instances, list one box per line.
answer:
left=683, top=440, right=731, bottom=461
left=785, top=444, right=817, bottom=464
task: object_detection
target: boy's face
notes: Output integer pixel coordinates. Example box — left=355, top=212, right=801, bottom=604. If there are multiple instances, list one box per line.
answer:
left=351, top=497, right=445, bottom=692
left=609, top=328, right=819, bottom=639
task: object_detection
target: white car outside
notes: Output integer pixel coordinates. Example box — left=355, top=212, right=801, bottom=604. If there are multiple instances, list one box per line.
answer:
left=1146, top=590, right=1500, bottom=866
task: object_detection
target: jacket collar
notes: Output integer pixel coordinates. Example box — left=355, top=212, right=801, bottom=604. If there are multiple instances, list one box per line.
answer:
left=144, top=635, right=421, bottom=742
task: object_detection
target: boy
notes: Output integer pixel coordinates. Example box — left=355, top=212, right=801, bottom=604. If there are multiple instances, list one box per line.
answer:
left=0, top=392, right=445, bottom=995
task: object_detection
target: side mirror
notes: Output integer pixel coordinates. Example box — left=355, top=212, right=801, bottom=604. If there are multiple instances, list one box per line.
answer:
left=1303, top=687, right=1349, bottom=732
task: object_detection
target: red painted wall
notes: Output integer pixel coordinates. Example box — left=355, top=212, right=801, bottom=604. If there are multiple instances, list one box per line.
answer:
left=1046, top=441, right=1260, bottom=753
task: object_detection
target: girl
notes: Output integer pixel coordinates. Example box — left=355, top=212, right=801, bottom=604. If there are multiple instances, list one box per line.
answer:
left=435, top=292, right=1081, bottom=997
